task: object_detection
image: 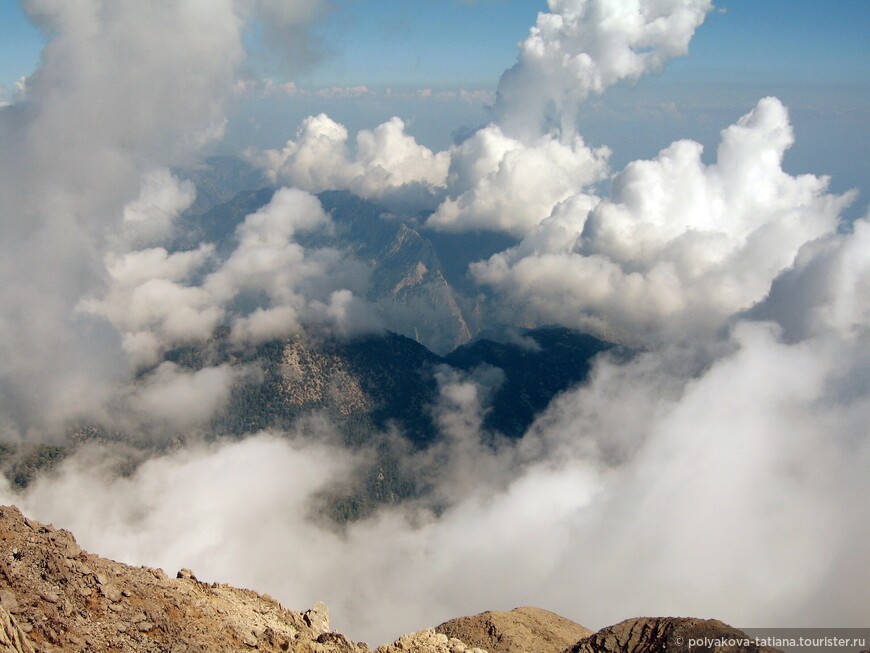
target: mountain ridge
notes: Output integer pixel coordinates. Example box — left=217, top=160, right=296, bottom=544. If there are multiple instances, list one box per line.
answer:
left=0, top=505, right=787, bottom=653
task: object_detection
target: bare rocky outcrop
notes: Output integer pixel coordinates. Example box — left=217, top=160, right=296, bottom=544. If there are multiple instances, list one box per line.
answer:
left=566, top=617, right=782, bottom=653
left=280, top=339, right=372, bottom=416
left=0, top=505, right=368, bottom=653
left=375, top=628, right=487, bottom=653
left=0, top=504, right=789, bottom=653
left=436, top=607, right=592, bottom=653
left=0, top=603, right=34, bottom=653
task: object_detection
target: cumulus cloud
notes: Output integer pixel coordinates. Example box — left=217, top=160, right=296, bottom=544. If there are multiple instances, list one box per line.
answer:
left=251, top=1, right=712, bottom=236
left=85, top=185, right=377, bottom=366
left=252, top=114, right=450, bottom=208
left=748, top=214, right=870, bottom=342
left=419, top=0, right=713, bottom=237
left=473, top=98, right=855, bottom=344
left=494, top=0, right=713, bottom=139
left=205, top=187, right=376, bottom=343
left=118, top=168, right=197, bottom=249
left=427, top=124, right=608, bottom=236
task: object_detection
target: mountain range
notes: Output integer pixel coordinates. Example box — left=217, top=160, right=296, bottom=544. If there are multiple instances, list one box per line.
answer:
left=1, top=159, right=624, bottom=518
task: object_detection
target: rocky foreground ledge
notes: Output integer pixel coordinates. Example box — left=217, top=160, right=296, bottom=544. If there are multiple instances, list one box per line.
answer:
left=1, top=505, right=782, bottom=653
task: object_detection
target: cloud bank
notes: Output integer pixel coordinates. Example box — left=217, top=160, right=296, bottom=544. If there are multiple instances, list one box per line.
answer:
left=5, top=230, right=868, bottom=640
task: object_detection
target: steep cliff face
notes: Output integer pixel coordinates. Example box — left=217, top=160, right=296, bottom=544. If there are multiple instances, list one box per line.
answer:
left=279, top=339, right=372, bottom=416
left=371, top=223, right=472, bottom=354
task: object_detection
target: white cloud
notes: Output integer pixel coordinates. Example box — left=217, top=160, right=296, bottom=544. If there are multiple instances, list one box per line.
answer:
left=85, top=186, right=376, bottom=363
left=127, top=362, right=242, bottom=431
left=252, top=114, right=450, bottom=207
left=495, top=0, right=714, bottom=139
left=472, top=98, right=855, bottom=344
left=1, top=0, right=867, bottom=647
left=204, top=187, right=371, bottom=339
left=427, top=124, right=609, bottom=236
left=118, top=169, right=196, bottom=248
left=750, top=214, right=870, bottom=342
left=0, top=0, right=247, bottom=435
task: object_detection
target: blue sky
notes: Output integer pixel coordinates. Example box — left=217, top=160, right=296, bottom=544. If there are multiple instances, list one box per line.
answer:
left=2, top=0, right=868, bottom=215
left=3, top=1, right=869, bottom=90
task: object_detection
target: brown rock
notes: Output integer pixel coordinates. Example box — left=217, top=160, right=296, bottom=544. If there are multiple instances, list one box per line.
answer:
left=0, top=603, right=35, bottom=653
left=436, top=607, right=592, bottom=653
left=0, top=593, right=18, bottom=615
left=0, top=505, right=369, bottom=653
left=376, top=627, right=485, bottom=653
left=98, top=582, right=123, bottom=602
left=177, top=568, right=197, bottom=580
left=302, top=601, right=330, bottom=635
left=0, top=505, right=789, bottom=653
left=566, top=617, right=782, bottom=653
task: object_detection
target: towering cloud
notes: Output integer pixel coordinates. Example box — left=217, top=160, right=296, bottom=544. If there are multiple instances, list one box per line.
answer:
left=472, top=98, right=854, bottom=344
left=425, top=0, right=713, bottom=237
left=494, top=0, right=713, bottom=139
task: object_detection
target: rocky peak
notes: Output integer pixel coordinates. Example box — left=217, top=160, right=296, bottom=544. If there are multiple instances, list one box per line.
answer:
left=436, top=606, right=593, bottom=653
left=566, top=617, right=781, bottom=653
left=375, top=628, right=487, bottom=653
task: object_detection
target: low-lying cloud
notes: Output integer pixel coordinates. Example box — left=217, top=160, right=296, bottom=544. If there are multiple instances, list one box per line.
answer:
left=5, top=238, right=868, bottom=640
left=85, top=180, right=377, bottom=367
